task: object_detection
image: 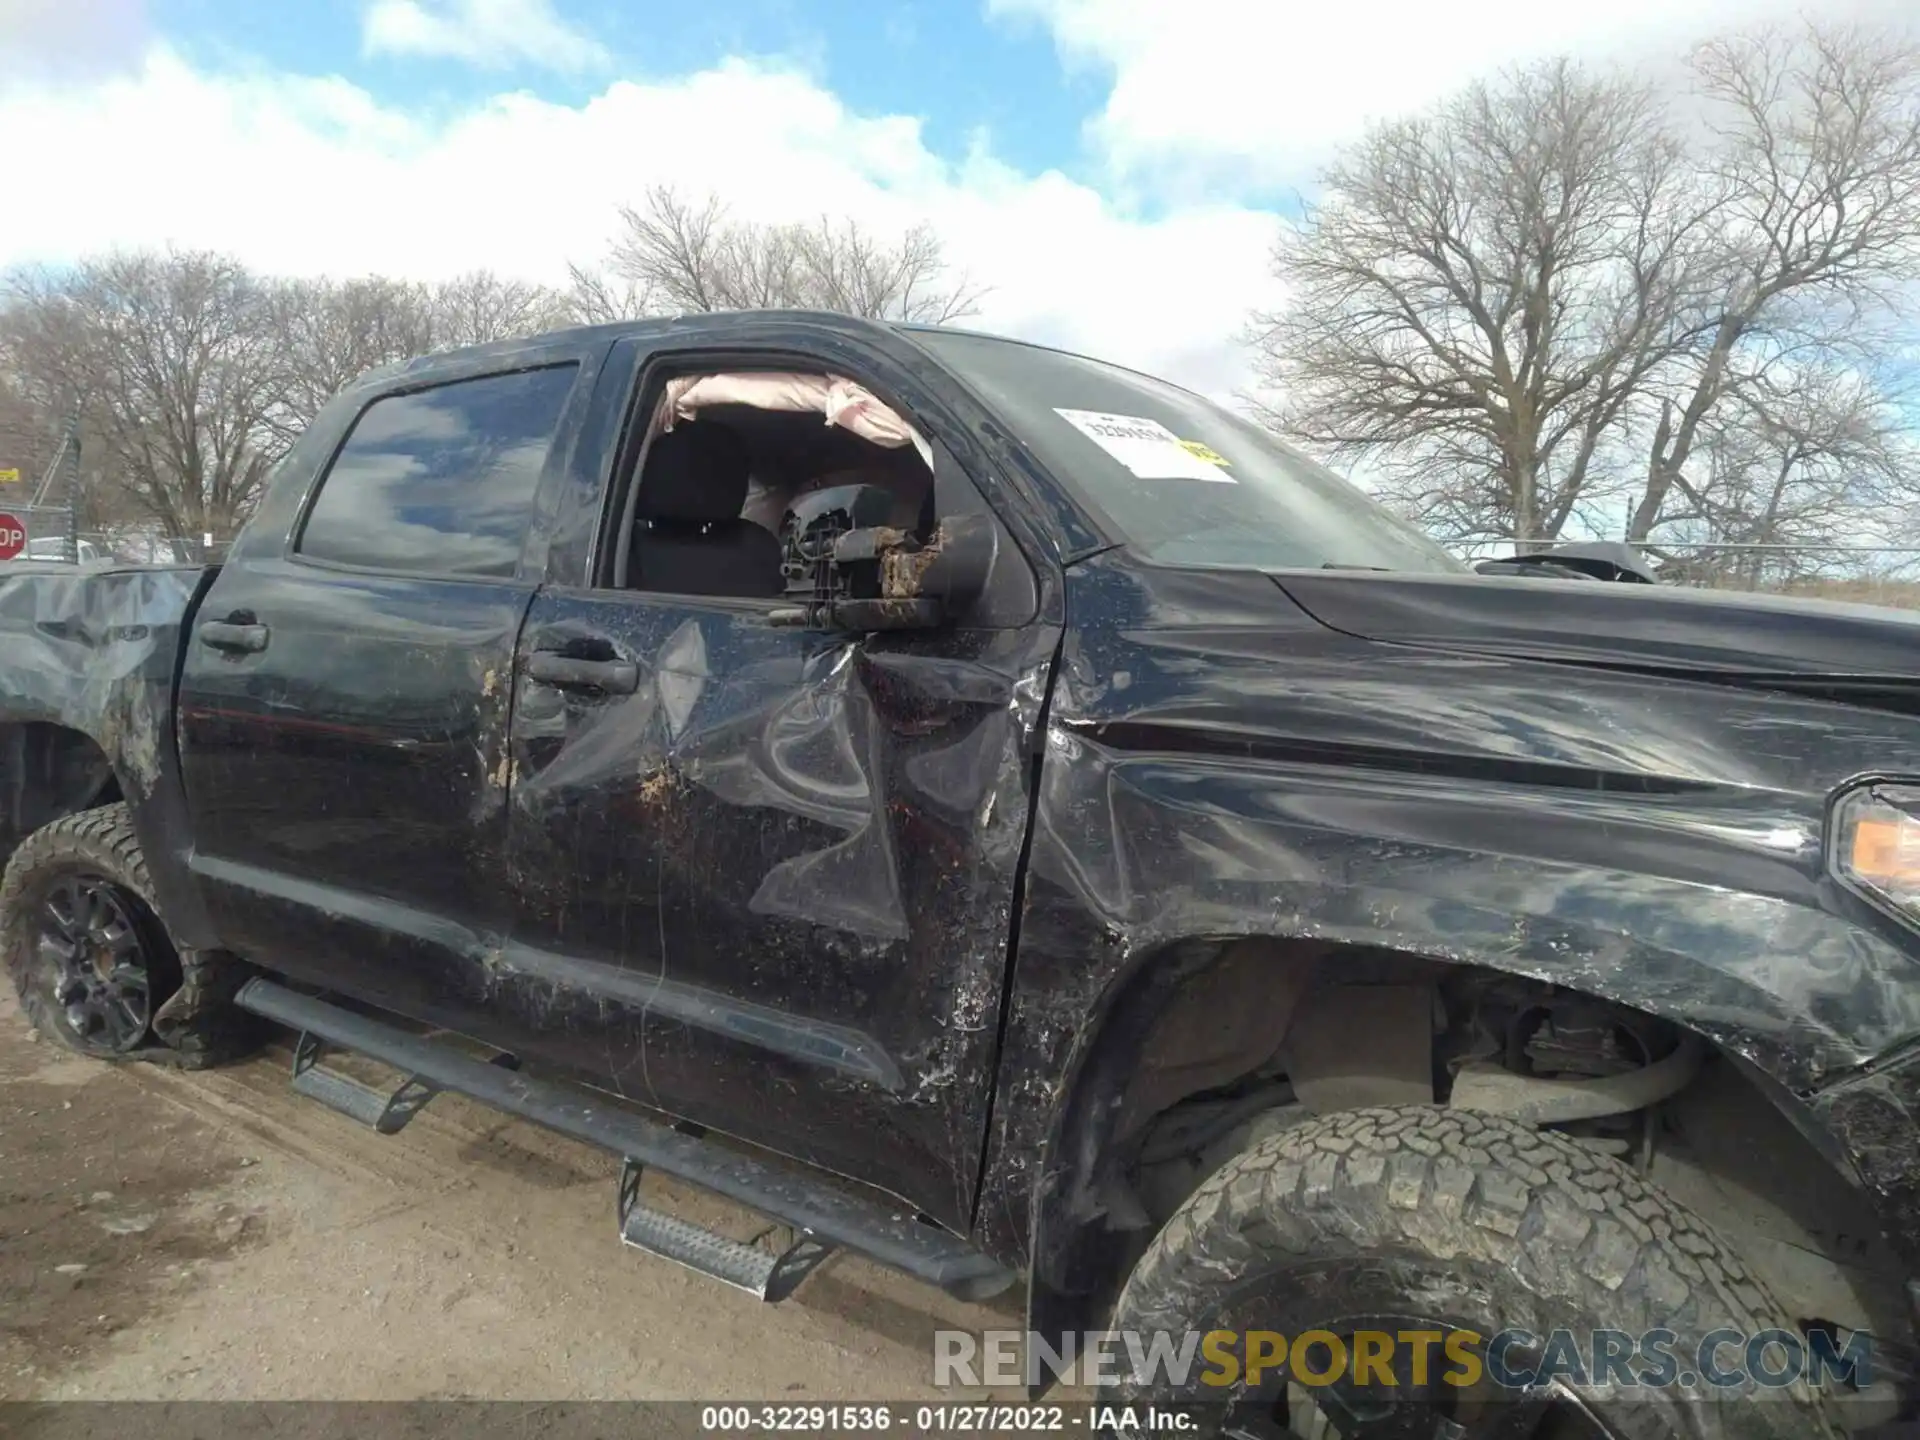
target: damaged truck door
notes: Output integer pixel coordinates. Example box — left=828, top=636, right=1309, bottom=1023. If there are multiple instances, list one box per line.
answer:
left=177, top=360, right=588, bottom=1012
left=501, top=336, right=1052, bottom=1228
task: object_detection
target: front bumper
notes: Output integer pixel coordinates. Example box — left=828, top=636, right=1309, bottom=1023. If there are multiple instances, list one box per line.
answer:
left=1815, top=1047, right=1920, bottom=1321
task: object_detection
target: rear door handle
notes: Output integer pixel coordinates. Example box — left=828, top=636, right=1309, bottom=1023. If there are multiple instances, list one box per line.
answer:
left=526, top=651, right=640, bottom=695
left=198, top=620, right=270, bottom=654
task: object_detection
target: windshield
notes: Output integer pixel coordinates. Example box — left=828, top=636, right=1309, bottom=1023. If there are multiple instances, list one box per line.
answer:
left=918, top=331, right=1465, bottom=574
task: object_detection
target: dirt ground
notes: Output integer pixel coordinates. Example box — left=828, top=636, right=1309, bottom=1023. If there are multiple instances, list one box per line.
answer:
left=0, top=989, right=1032, bottom=1405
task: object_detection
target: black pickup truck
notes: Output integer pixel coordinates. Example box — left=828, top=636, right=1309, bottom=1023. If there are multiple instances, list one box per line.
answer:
left=5, top=311, right=1920, bottom=1437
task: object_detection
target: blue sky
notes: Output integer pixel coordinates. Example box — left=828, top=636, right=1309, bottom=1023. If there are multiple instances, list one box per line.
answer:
left=149, top=0, right=1100, bottom=177
left=0, top=0, right=1911, bottom=400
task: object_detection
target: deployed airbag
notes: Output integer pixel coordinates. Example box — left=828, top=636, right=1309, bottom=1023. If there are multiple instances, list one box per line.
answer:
left=656, top=373, right=934, bottom=471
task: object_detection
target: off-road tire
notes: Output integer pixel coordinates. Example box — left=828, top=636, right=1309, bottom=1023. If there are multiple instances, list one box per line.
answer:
left=2, top=804, right=259, bottom=1069
left=1107, top=1106, right=1843, bottom=1439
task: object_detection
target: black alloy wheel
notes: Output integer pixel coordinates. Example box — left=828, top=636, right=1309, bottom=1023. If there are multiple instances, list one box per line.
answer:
left=36, top=872, right=156, bottom=1053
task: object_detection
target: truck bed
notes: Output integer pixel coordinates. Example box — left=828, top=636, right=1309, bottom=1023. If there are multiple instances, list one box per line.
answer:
left=0, top=564, right=206, bottom=865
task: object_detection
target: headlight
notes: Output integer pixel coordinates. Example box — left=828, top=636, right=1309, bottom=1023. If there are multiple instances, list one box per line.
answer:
left=1832, top=783, right=1920, bottom=915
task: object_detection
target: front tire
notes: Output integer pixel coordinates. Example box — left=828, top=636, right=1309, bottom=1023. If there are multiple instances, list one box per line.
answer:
left=2, top=804, right=258, bottom=1068
left=1106, top=1107, right=1841, bottom=1439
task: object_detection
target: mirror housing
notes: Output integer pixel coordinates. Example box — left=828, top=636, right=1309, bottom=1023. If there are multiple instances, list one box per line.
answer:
left=771, top=484, right=997, bottom=632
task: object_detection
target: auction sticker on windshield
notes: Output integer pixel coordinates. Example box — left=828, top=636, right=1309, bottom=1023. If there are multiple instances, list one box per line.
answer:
left=1054, top=409, right=1234, bottom=482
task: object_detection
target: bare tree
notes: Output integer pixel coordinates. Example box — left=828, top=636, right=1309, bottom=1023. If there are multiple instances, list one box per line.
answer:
left=560, top=261, right=652, bottom=325
left=1, top=251, right=285, bottom=544
left=263, top=270, right=574, bottom=445
left=269, top=269, right=575, bottom=433
left=0, top=352, right=143, bottom=543
left=427, top=270, right=571, bottom=348
left=1252, top=61, right=1705, bottom=544
left=1660, top=359, right=1912, bottom=586
left=1627, top=24, right=1920, bottom=541
left=792, top=214, right=983, bottom=323
left=267, top=275, right=439, bottom=442
left=1254, top=22, right=1920, bottom=556
left=0, top=368, right=62, bottom=496
left=597, top=187, right=983, bottom=323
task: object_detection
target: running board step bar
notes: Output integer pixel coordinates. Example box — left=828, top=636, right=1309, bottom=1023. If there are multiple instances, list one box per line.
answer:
left=618, top=1160, right=835, bottom=1301
left=236, top=979, right=1015, bottom=1302
left=288, top=1031, right=517, bottom=1135
left=289, top=1030, right=442, bottom=1134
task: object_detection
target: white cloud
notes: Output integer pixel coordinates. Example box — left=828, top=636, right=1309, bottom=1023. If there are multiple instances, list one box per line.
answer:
left=0, top=0, right=149, bottom=80
left=989, top=0, right=1914, bottom=190
left=0, top=48, right=1282, bottom=396
left=361, top=0, right=610, bottom=72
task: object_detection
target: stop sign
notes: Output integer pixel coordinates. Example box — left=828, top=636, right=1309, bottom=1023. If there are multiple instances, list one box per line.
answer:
left=0, top=512, right=25, bottom=562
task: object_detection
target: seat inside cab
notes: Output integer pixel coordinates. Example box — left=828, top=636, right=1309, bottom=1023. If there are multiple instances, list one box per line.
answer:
left=622, top=373, right=933, bottom=601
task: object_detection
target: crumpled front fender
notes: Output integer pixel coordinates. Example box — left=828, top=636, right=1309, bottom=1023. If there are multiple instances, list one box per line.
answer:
left=974, top=553, right=1920, bottom=1310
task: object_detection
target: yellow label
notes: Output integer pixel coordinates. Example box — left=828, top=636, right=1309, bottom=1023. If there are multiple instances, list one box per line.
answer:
left=1177, top=440, right=1229, bottom=466
left=0, top=468, right=19, bottom=485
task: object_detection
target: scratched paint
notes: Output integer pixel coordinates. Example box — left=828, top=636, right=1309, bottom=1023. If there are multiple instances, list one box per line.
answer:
left=499, top=584, right=1061, bottom=1229
left=976, top=549, right=1920, bottom=1325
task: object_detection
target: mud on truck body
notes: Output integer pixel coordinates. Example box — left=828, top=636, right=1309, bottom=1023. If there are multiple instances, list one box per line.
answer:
left=5, top=311, right=1920, bottom=1437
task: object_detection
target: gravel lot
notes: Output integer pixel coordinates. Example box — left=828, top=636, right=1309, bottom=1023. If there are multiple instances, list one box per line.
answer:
left=0, top=989, right=1028, bottom=1404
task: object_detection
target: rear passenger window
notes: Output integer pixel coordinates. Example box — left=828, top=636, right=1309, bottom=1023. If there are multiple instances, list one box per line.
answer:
left=297, top=365, right=577, bottom=577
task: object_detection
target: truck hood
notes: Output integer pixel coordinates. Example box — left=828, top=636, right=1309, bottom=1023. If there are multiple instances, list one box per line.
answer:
left=1275, top=570, right=1920, bottom=686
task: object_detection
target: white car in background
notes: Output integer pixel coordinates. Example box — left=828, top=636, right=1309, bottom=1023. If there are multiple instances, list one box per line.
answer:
left=16, top=538, right=106, bottom=564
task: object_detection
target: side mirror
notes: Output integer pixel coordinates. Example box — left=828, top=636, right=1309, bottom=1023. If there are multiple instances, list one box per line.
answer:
left=771, top=485, right=997, bottom=632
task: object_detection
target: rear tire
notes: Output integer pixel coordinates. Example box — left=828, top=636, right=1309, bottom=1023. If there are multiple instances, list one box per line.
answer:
left=2, top=803, right=260, bottom=1069
left=1106, top=1106, right=1843, bottom=1439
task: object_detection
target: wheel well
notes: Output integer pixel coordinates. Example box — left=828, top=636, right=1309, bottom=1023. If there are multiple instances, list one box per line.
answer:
left=0, top=723, right=122, bottom=868
left=1030, top=936, right=1909, bottom=1374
